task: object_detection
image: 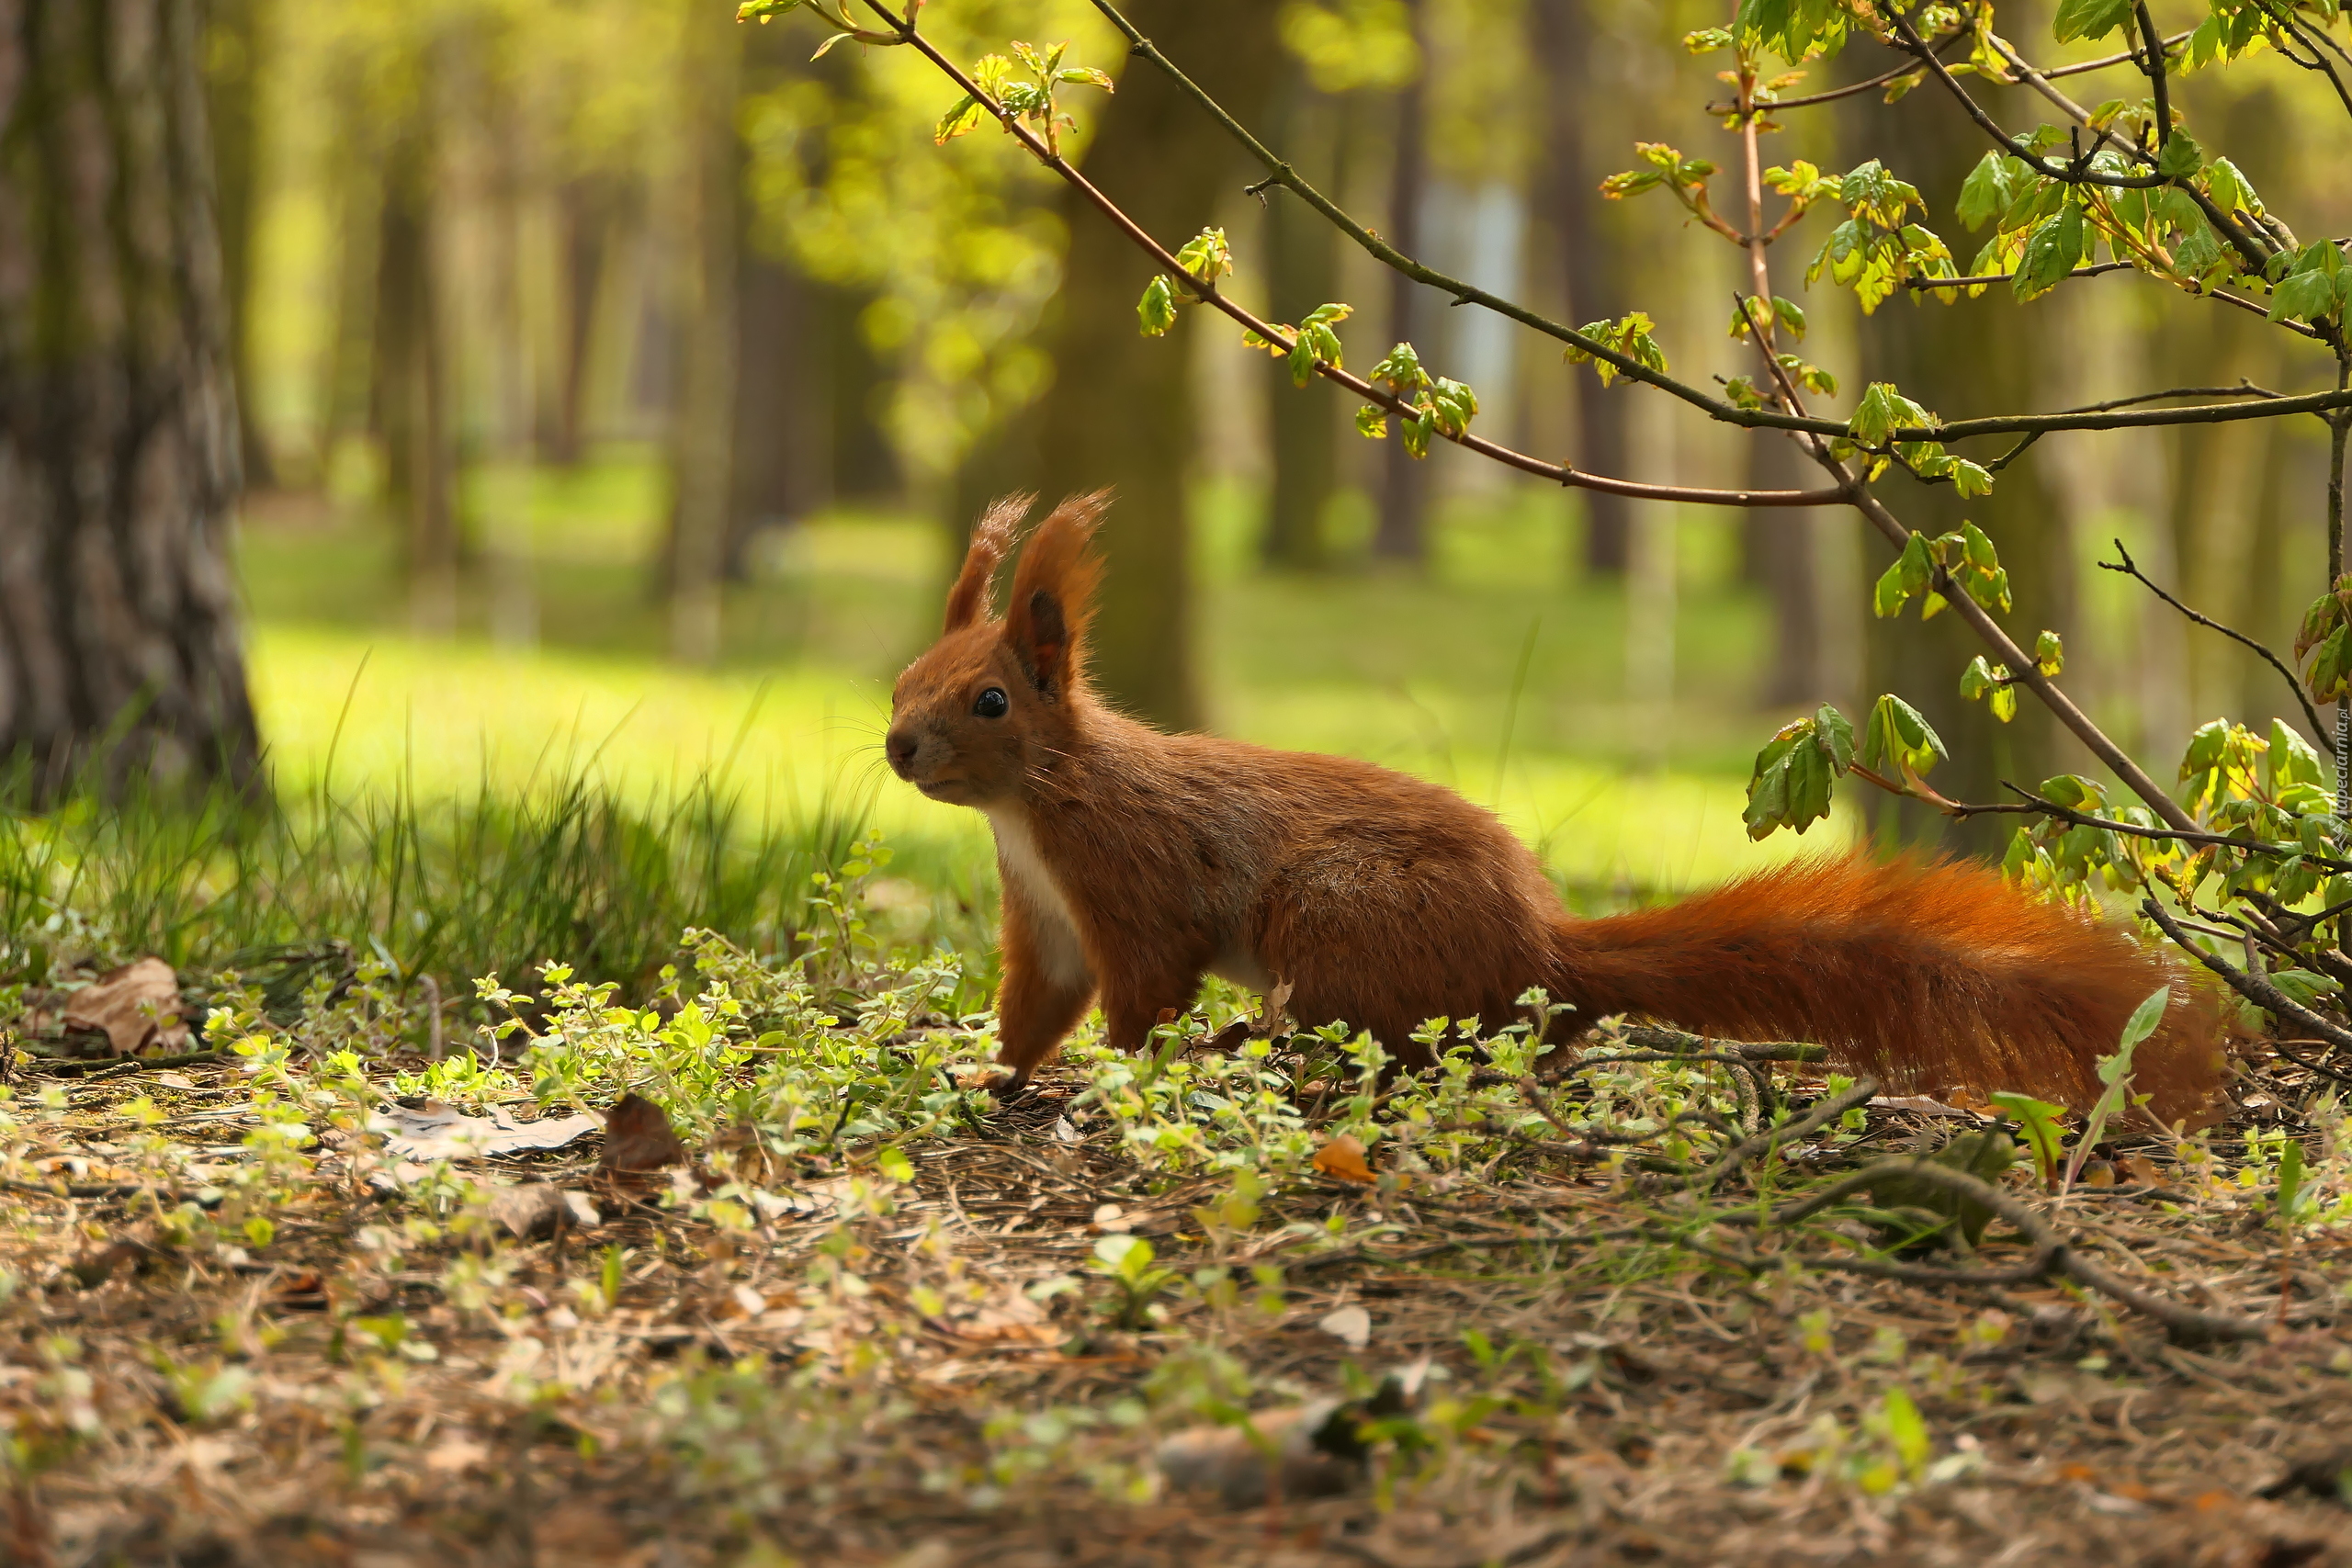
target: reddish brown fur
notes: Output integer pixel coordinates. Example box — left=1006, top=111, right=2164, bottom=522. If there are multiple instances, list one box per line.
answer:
left=887, top=494, right=2227, bottom=1128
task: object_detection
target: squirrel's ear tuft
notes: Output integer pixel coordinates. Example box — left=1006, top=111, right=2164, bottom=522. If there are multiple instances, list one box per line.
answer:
left=944, top=493, right=1033, bottom=632
left=1006, top=491, right=1110, bottom=694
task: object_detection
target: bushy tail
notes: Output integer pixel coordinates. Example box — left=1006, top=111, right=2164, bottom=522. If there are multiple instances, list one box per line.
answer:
left=1550, top=855, right=2226, bottom=1128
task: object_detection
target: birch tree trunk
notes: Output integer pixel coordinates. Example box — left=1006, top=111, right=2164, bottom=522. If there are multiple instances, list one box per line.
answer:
left=0, top=0, right=260, bottom=797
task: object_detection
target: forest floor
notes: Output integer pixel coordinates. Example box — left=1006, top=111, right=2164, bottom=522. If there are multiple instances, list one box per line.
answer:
left=6, top=905, right=2352, bottom=1568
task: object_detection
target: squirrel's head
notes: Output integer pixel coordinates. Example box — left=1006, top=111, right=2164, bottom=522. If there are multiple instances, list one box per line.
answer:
left=886, top=491, right=1108, bottom=807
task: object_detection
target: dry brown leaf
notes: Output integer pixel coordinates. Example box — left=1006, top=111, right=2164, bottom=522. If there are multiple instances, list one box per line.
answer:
left=384, top=1100, right=599, bottom=1162
left=1317, top=1303, right=1372, bottom=1351
left=1313, top=1133, right=1375, bottom=1185
left=600, top=1091, right=688, bottom=1176
left=485, top=1182, right=600, bottom=1242
left=62, top=957, right=187, bottom=1056
left=2122, top=1154, right=2169, bottom=1188
left=1257, top=977, right=1295, bottom=1036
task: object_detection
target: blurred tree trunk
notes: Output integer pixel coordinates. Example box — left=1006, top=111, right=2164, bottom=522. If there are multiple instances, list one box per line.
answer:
left=1019, top=0, right=1281, bottom=728
left=660, top=0, right=741, bottom=664
left=728, top=246, right=809, bottom=578
left=0, top=0, right=259, bottom=796
left=374, top=113, right=457, bottom=635
left=2165, top=86, right=2293, bottom=738
left=1261, top=74, right=1339, bottom=570
left=1747, top=434, right=1823, bottom=708
left=1849, top=89, right=2070, bottom=857
left=1530, top=0, right=1631, bottom=576
left=548, top=175, right=618, bottom=468
left=1372, top=0, right=1430, bottom=565
left=204, top=0, right=271, bottom=491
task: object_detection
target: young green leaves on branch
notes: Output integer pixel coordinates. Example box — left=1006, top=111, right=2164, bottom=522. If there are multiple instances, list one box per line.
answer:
left=1844, top=383, right=1992, bottom=495
left=1136, top=228, right=1234, bottom=336
left=2269, top=241, right=2352, bottom=330
left=2295, top=575, right=2352, bottom=704
left=1806, top=161, right=1958, bottom=311
left=1563, top=312, right=1668, bottom=388
left=1744, top=705, right=1854, bottom=840
left=935, top=40, right=1114, bottom=155
left=1873, top=520, right=2011, bottom=622
left=1356, top=341, right=1478, bottom=457
left=1743, top=695, right=1950, bottom=840
left=1724, top=294, right=1836, bottom=408
left=1961, top=632, right=2061, bottom=726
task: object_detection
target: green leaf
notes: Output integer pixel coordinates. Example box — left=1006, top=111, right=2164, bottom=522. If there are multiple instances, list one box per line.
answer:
left=1136, top=275, right=1178, bottom=336
left=1371, top=341, right=1430, bottom=395
left=1851, top=382, right=1932, bottom=446
left=1950, top=459, right=1994, bottom=498
left=1956, top=152, right=2011, bottom=230
left=1772, top=296, right=1808, bottom=339
left=1883, top=1388, right=1930, bottom=1479
left=1173, top=226, right=1234, bottom=285
left=1989, top=684, right=2018, bottom=723
left=2034, top=629, right=2064, bottom=676
left=1960, top=655, right=2000, bottom=701
left=1873, top=532, right=1934, bottom=618
left=2178, top=717, right=2231, bottom=779
left=1815, top=703, right=1855, bottom=771
left=1354, top=404, right=1388, bottom=440
left=2117, top=985, right=2170, bottom=1056
left=1986, top=1091, right=2070, bottom=1186
left=2155, top=129, right=2204, bottom=179
left=2278, top=1134, right=2306, bottom=1220
left=875, top=1145, right=914, bottom=1183
left=1743, top=712, right=1850, bottom=840
left=1864, top=694, right=1946, bottom=776
left=2052, top=0, right=2133, bottom=42
left=2270, top=266, right=2342, bottom=325
left=934, top=93, right=988, bottom=144
left=2038, top=773, right=2106, bottom=809
left=2012, top=204, right=2084, bottom=300
left=2270, top=968, right=2343, bottom=1009
left=1959, top=520, right=1999, bottom=572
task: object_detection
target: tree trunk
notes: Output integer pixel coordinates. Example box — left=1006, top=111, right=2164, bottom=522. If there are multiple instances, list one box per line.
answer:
left=1261, top=74, right=1339, bottom=570
left=727, top=244, right=806, bottom=578
left=548, top=175, right=617, bottom=468
left=203, top=0, right=271, bottom=491
left=1018, top=0, right=1281, bottom=728
left=373, top=111, right=457, bottom=634
left=1850, top=85, right=2070, bottom=857
left=0, top=0, right=259, bottom=796
left=1529, top=0, right=1632, bottom=576
left=660, top=0, right=739, bottom=664
left=1747, top=433, right=1823, bottom=708
left=1372, top=0, right=1430, bottom=566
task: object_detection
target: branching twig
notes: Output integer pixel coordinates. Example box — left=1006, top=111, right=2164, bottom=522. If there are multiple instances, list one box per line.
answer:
left=2100, top=538, right=2330, bottom=743
left=2143, top=897, right=2352, bottom=1062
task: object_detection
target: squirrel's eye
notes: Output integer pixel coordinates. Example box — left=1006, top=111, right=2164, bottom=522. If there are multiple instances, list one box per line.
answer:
left=973, top=687, right=1010, bottom=718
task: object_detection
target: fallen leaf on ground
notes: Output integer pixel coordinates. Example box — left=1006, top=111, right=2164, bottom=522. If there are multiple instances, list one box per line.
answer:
left=600, top=1091, right=688, bottom=1176
left=384, top=1100, right=600, bottom=1162
left=1313, top=1134, right=1375, bottom=1184
left=62, top=958, right=188, bottom=1056
left=486, top=1182, right=600, bottom=1241
left=1317, top=1303, right=1372, bottom=1351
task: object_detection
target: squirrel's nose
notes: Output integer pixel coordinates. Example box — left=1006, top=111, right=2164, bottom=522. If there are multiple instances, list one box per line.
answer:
left=885, top=728, right=919, bottom=774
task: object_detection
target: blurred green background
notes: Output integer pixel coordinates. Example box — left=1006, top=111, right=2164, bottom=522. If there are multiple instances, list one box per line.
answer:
left=207, top=0, right=2352, bottom=951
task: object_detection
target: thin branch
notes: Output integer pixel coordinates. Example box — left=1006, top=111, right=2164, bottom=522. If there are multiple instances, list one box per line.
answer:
left=1824, top=469, right=2200, bottom=829
left=1701, top=28, right=1972, bottom=116
left=1987, top=781, right=2352, bottom=873
left=1890, top=8, right=2279, bottom=279
left=2143, top=897, right=2352, bottom=1058
left=2132, top=3, right=2174, bottom=161
left=1905, top=261, right=2136, bottom=289
left=2099, top=538, right=2331, bottom=743
left=1743, top=1158, right=2270, bottom=1343
left=854, top=7, right=1841, bottom=507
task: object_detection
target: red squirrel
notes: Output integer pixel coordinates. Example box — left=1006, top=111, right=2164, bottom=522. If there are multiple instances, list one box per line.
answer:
left=885, top=492, right=2225, bottom=1127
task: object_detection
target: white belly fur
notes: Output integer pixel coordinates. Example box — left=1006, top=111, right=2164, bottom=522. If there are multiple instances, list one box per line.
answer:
left=986, top=809, right=1091, bottom=988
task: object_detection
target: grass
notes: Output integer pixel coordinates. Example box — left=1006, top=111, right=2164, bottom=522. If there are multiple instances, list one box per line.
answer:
left=239, top=457, right=1855, bottom=914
